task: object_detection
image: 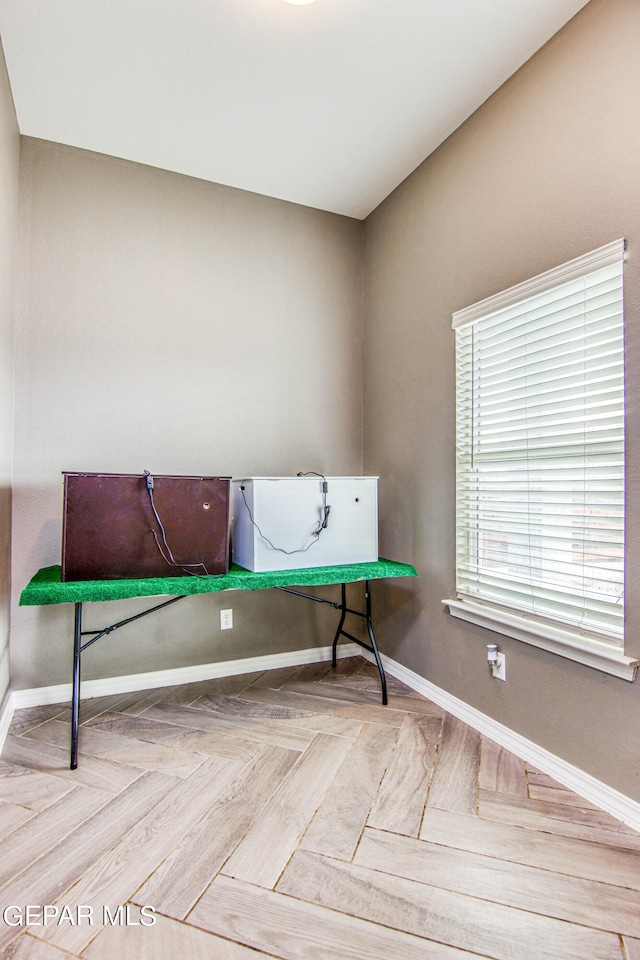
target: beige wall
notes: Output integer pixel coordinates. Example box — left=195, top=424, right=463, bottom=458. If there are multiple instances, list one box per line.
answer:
left=364, top=0, right=640, bottom=800
left=12, top=140, right=364, bottom=688
left=0, top=40, right=19, bottom=710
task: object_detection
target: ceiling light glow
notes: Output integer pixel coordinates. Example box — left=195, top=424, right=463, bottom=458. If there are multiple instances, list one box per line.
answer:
left=283, top=0, right=317, bottom=5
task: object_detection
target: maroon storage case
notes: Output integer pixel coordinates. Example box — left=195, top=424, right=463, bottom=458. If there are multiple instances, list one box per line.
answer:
left=61, top=472, right=231, bottom=581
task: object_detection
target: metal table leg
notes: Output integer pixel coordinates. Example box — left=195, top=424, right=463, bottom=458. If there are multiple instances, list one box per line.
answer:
left=69, top=595, right=186, bottom=769
left=277, top=580, right=388, bottom=705
left=71, top=602, right=82, bottom=769
left=364, top=581, right=388, bottom=705
left=331, top=584, right=348, bottom=668
left=331, top=580, right=387, bottom=705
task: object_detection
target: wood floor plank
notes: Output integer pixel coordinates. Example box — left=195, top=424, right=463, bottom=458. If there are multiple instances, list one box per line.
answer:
left=478, top=737, right=528, bottom=797
left=367, top=714, right=442, bottom=837
left=602, top=818, right=640, bottom=842
left=87, top=700, right=260, bottom=763
left=152, top=728, right=263, bottom=764
left=0, top=760, right=75, bottom=811
left=355, top=827, right=640, bottom=938
left=7, top=704, right=67, bottom=736
left=318, top=669, right=409, bottom=693
left=240, top=685, right=406, bottom=726
left=84, top=710, right=190, bottom=743
left=111, top=686, right=170, bottom=716
left=133, top=744, right=301, bottom=919
left=83, top=909, right=281, bottom=960
left=21, top=719, right=208, bottom=780
left=300, top=722, right=399, bottom=860
left=245, top=665, right=304, bottom=690
left=74, top=693, right=144, bottom=725
left=426, top=713, right=480, bottom=815
left=623, top=937, right=640, bottom=960
left=222, top=733, right=353, bottom=888
left=335, top=658, right=405, bottom=685
left=281, top=678, right=391, bottom=706
left=0, top=800, right=34, bottom=839
left=292, top=661, right=335, bottom=683
left=140, top=700, right=316, bottom=751
left=189, top=874, right=492, bottom=960
left=277, top=848, right=623, bottom=960
left=478, top=788, right=640, bottom=850
left=527, top=772, right=601, bottom=809
left=194, top=692, right=317, bottom=721
left=384, top=694, right=449, bottom=718
left=319, top=672, right=447, bottom=714
left=526, top=762, right=544, bottom=775
left=2, top=734, right=142, bottom=795
left=283, top=713, right=364, bottom=739
left=357, top=659, right=388, bottom=677
left=88, top=685, right=204, bottom=718
left=0, top=771, right=177, bottom=952
left=282, top=678, right=444, bottom=720
left=164, top=671, right=265, bottom=706
left=88, top=705, right=267, bottom=764
left=332, top=655, right=366, bottom=676
left=36, top=756, right=244, bottom=955
left=319, top=672, right=436, bottom=703
left=420, top=807, right=640, bottom=889
left=0, top=784, right=109, bottom=886
left=1, top=933, right=78, bottom=960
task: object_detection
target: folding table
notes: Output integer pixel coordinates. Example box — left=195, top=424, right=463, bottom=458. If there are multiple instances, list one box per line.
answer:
left=20, top=558, right=418, bottom=768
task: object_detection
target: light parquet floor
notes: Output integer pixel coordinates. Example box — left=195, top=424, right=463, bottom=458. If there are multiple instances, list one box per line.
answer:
left=1, top=656, right=640, bottom=959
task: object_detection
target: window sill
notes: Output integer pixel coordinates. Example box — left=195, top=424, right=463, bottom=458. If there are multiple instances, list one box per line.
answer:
left=442, top=598, right=637, bottom=681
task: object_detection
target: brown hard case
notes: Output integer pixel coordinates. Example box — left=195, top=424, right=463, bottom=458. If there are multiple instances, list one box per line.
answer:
left=61, top=472, right=231, bottom=581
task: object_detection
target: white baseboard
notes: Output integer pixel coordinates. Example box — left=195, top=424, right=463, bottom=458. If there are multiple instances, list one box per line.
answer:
left=0, top=694, right=15, bottom=756
left=10, top=642, right=360, bottom=710
left=376, top=651, right=640, bottom=833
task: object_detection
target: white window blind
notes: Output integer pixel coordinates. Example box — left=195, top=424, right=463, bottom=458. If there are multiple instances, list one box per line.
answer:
left=453, top=240, right=625, bottom=648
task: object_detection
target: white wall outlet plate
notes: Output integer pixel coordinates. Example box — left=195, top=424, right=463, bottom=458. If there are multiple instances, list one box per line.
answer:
left=492, top=652, right=506, bottom=681
left=220, top=608, right=233, bottom=630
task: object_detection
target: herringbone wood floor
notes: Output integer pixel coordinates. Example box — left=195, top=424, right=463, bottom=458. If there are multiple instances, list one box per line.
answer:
left=1, top=656, right=639, bottom=959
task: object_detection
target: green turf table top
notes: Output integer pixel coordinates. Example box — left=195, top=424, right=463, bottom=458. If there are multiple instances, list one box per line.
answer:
left=20, top=558, right=418, bottom=606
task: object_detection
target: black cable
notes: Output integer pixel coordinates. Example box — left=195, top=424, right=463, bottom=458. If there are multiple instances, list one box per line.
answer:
left=239, top=473, right=331, bottom=556
left=143, top=470, right=212, bottom=577
left=296, top=471, right=331, bottom=530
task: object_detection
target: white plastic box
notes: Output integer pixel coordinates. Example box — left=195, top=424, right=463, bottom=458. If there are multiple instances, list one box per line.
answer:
left=231, top=476, right=378, bottom=572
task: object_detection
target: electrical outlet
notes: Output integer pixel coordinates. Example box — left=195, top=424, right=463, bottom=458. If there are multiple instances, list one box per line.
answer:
left=220, top=608, right=233, bottom=630
left=492, top=652, right=506, bottom=681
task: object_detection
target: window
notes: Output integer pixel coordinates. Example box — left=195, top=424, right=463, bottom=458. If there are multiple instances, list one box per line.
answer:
left=444, top=240, right=637, bottom=680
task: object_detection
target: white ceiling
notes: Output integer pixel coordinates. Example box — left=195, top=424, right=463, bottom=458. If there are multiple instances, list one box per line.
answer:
left=0, top=0, right=590, bottom=219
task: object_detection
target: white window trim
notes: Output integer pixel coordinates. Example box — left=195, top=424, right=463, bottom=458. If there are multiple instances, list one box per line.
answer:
left=443, top=598, right=638, bottom=680
left=446, top=239, right=636, bottom=680
left=451, top=238, right=625, bottom=327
